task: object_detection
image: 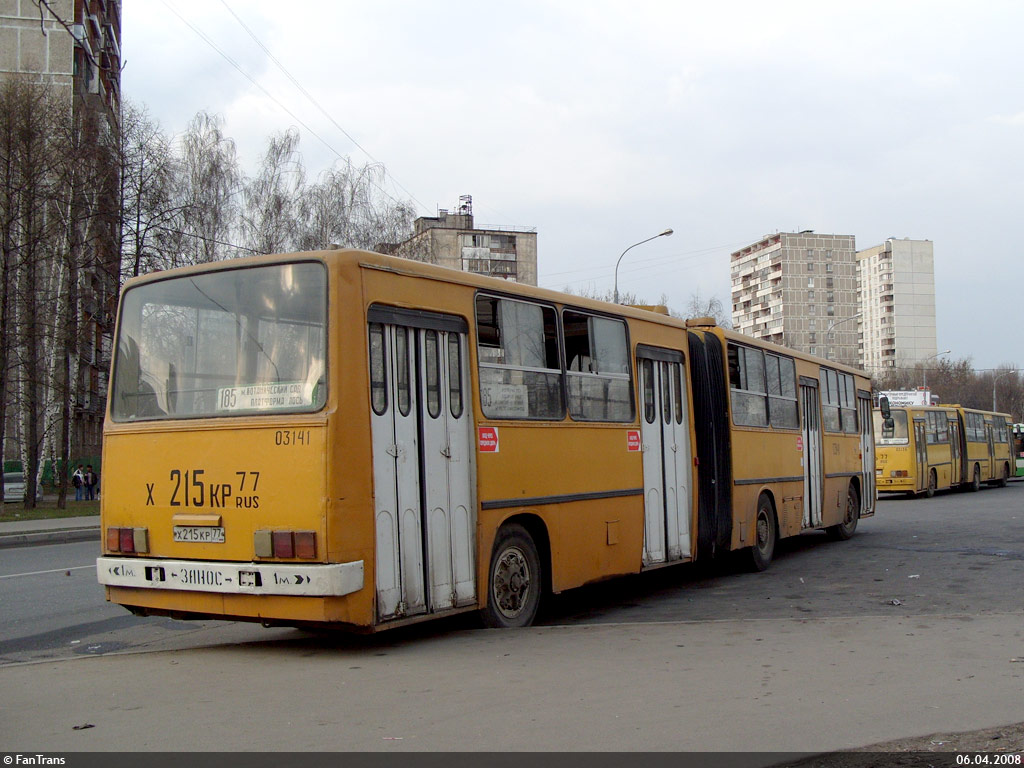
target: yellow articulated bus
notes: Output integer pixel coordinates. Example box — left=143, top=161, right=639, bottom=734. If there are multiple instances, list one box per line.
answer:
left=97, top=250, right=875, bottom=631
left=874, top=402, right=1014, bottom=496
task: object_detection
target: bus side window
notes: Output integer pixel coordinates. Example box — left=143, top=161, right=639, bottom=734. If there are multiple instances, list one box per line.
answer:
left=369, top=323, right=387, bottom=416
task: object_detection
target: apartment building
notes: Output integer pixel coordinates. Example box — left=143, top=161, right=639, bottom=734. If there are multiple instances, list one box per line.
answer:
left=856, top=238, right=937, bottom=374
left=1, top=0, right=122, bottom=463
left=731, top=232, right=859, bottom=366
left=392, top=196, right=538, bottom=286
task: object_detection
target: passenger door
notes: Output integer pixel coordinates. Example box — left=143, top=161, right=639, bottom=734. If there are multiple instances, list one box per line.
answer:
left=638, top=349, right=692, bottom=565
left=949, top=420, right=962, bottom=485
left=857, top=392, right=875, bottom=515
left=800, top=380, right=823, bottom=528
left=369, top=309, right=476, bottom=622
left=914, top=419, right=928, bottom=492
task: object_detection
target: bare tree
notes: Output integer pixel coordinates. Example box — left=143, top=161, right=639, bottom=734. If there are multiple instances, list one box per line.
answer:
left=874, top=358, right=1023, bottom=421
left=241, top=128, right=304, bottom=255
left=0, top=77, right=67, bottom=506
left=296, top=159, right=415, bottom=252
left=119, top=100, right=183, bottom=279
left=176, top=112, right=242, bottom=266
left=685, top=290, right=731, bottom=328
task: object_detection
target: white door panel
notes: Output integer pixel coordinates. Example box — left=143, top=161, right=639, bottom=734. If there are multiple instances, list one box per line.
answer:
left=801, top=384, right=823, bottom=528
left=371, top=321, right=475, bottom=622
left=640, top=355, right=691, bottom=566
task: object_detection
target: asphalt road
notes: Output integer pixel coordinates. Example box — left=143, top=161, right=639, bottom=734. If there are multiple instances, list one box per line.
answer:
left=0, top=483, right=1022, bottom=753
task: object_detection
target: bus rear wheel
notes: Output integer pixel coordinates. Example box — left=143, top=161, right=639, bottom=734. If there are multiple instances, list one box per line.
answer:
left=828, top=484, right=860, bottom=540
left=997, top=464, right=1009, bottom=488
left=482, top=523, right=542, bottom=629
left=749, top=495, right=776, bottom=572
left=969, top=465, right=981, bottom=492
left=924, top=469, right=936, bottom=498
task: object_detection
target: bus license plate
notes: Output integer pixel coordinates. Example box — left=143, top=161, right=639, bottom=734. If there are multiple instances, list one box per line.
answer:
left=173, top=526, right=225, bottom=543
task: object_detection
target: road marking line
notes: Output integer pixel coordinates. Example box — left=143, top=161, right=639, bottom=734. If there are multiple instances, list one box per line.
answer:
left=0, top=565, right=94, bottom=580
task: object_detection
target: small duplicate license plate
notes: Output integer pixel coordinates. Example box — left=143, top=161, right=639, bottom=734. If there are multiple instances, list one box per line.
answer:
left=173, top=526, right=226, bottom=543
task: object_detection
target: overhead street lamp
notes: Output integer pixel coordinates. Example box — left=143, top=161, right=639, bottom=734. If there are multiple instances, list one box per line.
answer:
left=921, top=349, right=951, bottom=390
left=825, top=313, right=862, bottom=361
left=993, top=369, right=1018, bottom=412
left=613, top=228, right=673, bottom=304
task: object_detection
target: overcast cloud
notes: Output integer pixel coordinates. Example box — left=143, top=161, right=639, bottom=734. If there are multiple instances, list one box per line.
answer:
left=125, top=1, right=1023, bottom=370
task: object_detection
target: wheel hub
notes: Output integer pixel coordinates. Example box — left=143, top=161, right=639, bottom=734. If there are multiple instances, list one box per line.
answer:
left=494, top=547, right=531, bottom=618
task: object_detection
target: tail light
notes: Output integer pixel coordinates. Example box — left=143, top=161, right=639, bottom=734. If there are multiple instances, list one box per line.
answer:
left=255, top=530, right=317, bottom=560
left=106, top=527, right=149, bottom=554
left=272, top=531, right=294, bottom=559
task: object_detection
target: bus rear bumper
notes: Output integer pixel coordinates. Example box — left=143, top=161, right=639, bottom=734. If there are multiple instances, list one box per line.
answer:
left=97, top=556, right=364, bottom=598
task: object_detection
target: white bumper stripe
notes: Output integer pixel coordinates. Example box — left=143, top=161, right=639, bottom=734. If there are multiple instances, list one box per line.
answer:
left=97, top=556, right=364, bottom=597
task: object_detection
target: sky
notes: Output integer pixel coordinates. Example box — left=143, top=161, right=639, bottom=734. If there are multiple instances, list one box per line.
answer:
left=124, top=1, right=1024, bottom=371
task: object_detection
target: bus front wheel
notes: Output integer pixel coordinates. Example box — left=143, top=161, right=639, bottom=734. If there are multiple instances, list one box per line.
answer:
left=749, top=495, right=776, bottom=572
left=828, top=484, right=860, bottom=541
left=482, top=523, right=542, bottom=629
left=924, top=469, right=936, bottom=498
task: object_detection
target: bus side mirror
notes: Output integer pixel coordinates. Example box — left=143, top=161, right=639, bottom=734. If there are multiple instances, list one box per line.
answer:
left=884, top=418, right=895, bottom=432
left=879, top=395, right=891, bottom=420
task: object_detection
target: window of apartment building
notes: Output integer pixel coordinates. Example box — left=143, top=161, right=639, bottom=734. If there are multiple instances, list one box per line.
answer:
left=806, top=249, right=814, bottom=259
left=827, top=291, right=834, bottom=303
left=807, top=278, right=815, bottom=288
left=826, top=250, right=833, bottom=260
left=807, top=263, right=815, bottom=272
left=826, top=263, right=833, bottom=273
left=808, top=290, right=815, bottom=300
left=826, top=277, right=834, bottom=290
left=809, top=333, right=817, bottom=344
left=809, top=305, right=816, bottom=315
left=809, top=319, right=816, bottom=330
left=827, top=306, right=835, bottom=317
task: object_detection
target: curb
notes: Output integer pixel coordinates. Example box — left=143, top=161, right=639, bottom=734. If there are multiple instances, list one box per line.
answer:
left=0, top=527, right=101, bottom=549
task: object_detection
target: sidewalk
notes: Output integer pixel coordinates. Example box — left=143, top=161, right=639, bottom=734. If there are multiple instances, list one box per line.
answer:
left=0, top=513, right=100, bottom=548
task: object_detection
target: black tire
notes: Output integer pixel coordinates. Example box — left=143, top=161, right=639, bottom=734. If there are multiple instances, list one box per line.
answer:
left=828, top=484, right=860, bottom=541
left=749, top=495, right=776, bottom=572
left=923, top=469, right=936, bottom=498
left=481, top=523, right=542, bottom=628
left=997, top=464, right=1009, bottom=488
left=969, top=465, right=981, bottom=492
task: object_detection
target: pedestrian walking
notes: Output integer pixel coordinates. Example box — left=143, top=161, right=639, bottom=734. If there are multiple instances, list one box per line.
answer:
left=84, top=465, right=98, bottom=501
left=72, top=465, right=85, bottom=502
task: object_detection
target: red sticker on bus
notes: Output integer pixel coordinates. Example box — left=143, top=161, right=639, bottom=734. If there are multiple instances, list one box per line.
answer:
left=627, top=430, right=641, bottom=452
left=479, top=427, right=499, bottom=453
left=796, top=436, right=804, bottom=451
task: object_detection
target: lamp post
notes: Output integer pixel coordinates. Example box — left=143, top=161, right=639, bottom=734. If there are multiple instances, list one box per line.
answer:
left=613, top=228, right=673, bottom=304
left=993, top=369, right=1018, bottom=411
left=921, top=349, right=951, bottom=390
left=825, top=312, right=862, bottom=361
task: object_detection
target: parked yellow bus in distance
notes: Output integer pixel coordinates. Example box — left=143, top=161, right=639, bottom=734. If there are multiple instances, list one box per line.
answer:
left=97, top=250, right=875, bottom=631
left=874, top=403, right=1014, bottom=496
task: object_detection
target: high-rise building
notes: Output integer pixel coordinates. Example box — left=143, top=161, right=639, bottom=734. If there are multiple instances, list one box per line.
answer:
left=731, top=232, right=859, bottom=366
left=856, top=238, right=937, bottom=374
left=391, top=196, right=538, bottom=286
left=1, top=1, right=122, bottom=464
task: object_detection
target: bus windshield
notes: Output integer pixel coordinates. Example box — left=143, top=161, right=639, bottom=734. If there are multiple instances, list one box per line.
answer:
left=873, top=409, right=909, bottom=445
left=111, top=262, right=327, bottom=422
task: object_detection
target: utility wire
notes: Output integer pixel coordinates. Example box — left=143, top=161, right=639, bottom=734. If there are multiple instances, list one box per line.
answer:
left=159, top=0, right=408, bottom=210
left=218, top=0, right=430, bottom=216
